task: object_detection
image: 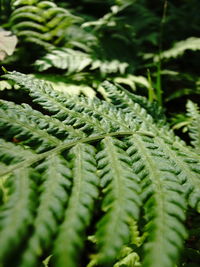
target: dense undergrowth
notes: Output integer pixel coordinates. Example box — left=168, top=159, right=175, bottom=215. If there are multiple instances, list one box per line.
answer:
left=0, top=0, right=200, bottom=266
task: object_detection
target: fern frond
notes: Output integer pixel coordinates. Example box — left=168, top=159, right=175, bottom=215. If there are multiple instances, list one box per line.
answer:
left=35, top=47, right=128, bottom=75
left=40, top=94, right=139, bottom=132
left=0, top=99, right=61, bottom=153
left=26, top=37, right=54, bottom=49
left=1, top=71, right=200, bottom=266
left=20, top=155, right=72, bottom=267
left=127, top=135, right=187, bottom=267
left=0, top=138, right=35, bottom=165
left=35, top=48, right=92, bottom=72
left=152, top=135, right=200, bottom=212
left=187, top=100, right=200, bottom=152
left=2, top=72, right=114, bottom=134
left=3, top=73, right=200, bottom=212
left=54, top=143, right=99, bottom=267
left=9, top=1, right=81, bottom=47
left=113, top=74, right=150, bottom=92
left=0, top=99, right=85, bottom=141
left=102, top=81, right=166, bottom=125
left=48, top=82, right=96, bottom=99
left=91, top=59, right=128, bottom=76
left=0, top=168, right=37, bottom=265
left=10, top=6, right=42, bottom=22
left=154, top=37, right=200, bottom=61
left=96, top=137, right=141, bottom=264
left=3, top=72, right=151, bottom=138
left=101, top=81, right=180, bottom=143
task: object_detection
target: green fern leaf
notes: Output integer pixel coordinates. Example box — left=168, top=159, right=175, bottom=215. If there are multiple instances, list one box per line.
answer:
left=20, top=155, right=72, bottom=267
left=2, top=72, right=113, bottom=134
left=1, top=71, right=200, bottom=267
left=153, top=136, right=200, bottom=212
left=156, top=37, right=200, bottom=61
left=3, top=72, right=200, bottom=213
left=102, top=81, right=166, bottom=125
left=0, top=99, right=85, bottom=141
left=96, top=137, right=141, bottom=264
left=54, top=143, right=99, bottom=267
left=35, top=48, right=92, bottom=73
left=0, top=99, right=61, bottom=152
left=187, top=100, right=200, bottom=152
left=35, top=47, right=128, bottom=75
left=0, top=138, right=35, bottom=165
left=9, top=1, right=81, bottom=47
left=0, top=168, right=37, bottom=265
left=127, top=135, right=187, bottom=267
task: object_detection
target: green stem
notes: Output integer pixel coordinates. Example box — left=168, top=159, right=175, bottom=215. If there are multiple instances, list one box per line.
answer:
left=147, top=69, right=155, bottom=103
left=156, top=0, right=168, bottom=107
left=156, top=60, right=162, bottom=106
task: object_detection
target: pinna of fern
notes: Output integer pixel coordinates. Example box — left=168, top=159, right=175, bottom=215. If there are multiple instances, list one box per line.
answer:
left=34, top=47, right=129, bottom=76
left=8, top=0, right=82, bottom=48
left=186, top=100, right=200, bottom=153
left=0, top=71, right=200, bottom=267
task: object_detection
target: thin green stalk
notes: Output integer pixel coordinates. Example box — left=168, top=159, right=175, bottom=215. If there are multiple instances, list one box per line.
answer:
left=156, top=60, right=162, bottom=105
left=156, top=0, right=168, bottom=107
left=147, top=69, right=155, bottom=103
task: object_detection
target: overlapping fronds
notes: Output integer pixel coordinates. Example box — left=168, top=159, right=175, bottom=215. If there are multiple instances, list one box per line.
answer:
left=101, top=81, right=200, bottom=212
left=9, top=0, right=81, bottom=48
left=101, top=81, right=166, bottom=127
left=0, top=71, right=200, bottom=267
